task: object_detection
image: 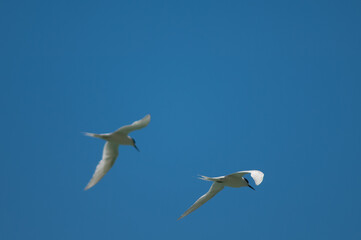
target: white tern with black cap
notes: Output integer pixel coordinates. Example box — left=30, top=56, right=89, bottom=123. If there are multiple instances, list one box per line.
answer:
left=178, top=170, right=264, bottom=220
left=83, top=114, right=151, bottom=190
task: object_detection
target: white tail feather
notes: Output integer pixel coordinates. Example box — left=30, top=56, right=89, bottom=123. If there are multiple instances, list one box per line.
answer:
left=198, top=175, right=224, bottom=182
left=198, top=175, right=213, bottom=181
left=83, top=132, right=96, bottom=137
left=83, top=132, right=106, bottom=140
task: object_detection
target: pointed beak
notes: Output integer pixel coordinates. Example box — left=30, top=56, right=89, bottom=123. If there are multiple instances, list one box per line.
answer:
left=134, top=144, right=140, bottom=152
left=248, top=185, right=255, bottom=191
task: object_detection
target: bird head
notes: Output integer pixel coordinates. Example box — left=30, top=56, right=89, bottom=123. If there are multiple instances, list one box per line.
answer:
left=244, top=177, right=255, bottom=191
left=131, top=138, right=140, bottom=152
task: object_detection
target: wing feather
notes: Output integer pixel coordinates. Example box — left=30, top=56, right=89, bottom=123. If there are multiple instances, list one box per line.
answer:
left=228, top=170, right=264, bottom=185
left=178, top=182, right=224, bottom=220
left=84, top=141, right=119, bottom=190
left=114, top=114, right=151, bottom=135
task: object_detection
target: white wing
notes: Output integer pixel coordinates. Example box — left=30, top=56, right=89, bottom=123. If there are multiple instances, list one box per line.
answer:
left=84, top=141, right=119, bottom=190
left=178, top=182, right=224, bottom=220
left=114, top=114, right=151, bottom=135
left=228, top=170, right=264, bottom=185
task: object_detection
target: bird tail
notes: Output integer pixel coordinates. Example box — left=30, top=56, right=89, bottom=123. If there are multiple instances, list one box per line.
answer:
left=198, top=175, right=223, bottom=182
left=83, top=132, right=105, bottom=139
left=198, top=175, right=214, bottom=181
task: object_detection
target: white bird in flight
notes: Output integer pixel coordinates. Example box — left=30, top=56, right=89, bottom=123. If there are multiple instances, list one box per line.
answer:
left=83, top=114, right=151, bottom=190
left=178, top=170, right=264, bottom=220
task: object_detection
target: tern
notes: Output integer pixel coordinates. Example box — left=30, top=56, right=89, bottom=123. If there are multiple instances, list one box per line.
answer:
left=83, top=114, right=151, bottom=190
left=178, top=170, right=264, bottom=220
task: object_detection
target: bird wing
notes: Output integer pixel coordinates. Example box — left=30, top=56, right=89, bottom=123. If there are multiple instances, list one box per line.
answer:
left=178, top=182, right=224, bottom=220
left=228, top=170, right=264, bottom=185
left=114, top=114, right=151, bottom=135
left=84, top=141, right=119, bottom=190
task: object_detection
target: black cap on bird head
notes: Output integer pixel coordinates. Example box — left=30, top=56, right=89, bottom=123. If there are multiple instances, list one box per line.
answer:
left=132, top=138, right=140, bottom=152
left=244, top=177, right=255, bottom=191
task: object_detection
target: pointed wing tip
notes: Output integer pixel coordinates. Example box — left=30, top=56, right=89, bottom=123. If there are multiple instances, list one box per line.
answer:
left=145, top=114, right=151, bottom=122
left=84, top=183, right=94, bottom=191
left=253, top=171, right=264, bottom=185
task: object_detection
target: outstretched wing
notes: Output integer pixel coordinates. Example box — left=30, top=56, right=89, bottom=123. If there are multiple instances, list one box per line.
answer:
left=114, top=114, right=151, bottom=135
left=178, top=182, right=224, bottom=220
left=84, top=141, right=119, bottom=190
left=228, top=170, right=264, bottom=185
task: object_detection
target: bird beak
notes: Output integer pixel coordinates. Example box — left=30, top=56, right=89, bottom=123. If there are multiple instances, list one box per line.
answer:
left=134, top=145, right=140, bottom=152
left=248, top=185, right=255, bottom=191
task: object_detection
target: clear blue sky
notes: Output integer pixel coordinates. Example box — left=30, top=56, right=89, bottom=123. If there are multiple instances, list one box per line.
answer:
left=1, top=0, right=361, bottom=239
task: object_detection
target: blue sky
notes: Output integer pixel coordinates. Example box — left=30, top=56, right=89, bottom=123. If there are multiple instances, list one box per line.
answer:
left=1, top=0, right=361, bottom=239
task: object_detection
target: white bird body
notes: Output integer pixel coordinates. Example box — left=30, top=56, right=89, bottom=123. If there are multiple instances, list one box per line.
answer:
left=84, top=132, right=134, bottom=145
left=221, top=175, right=249, bottom=188
left=84, top=114, right=151, bottom=190
left=178, top=170, right=264, bottom=220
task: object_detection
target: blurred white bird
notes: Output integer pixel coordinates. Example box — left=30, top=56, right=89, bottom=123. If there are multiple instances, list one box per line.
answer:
left=178, top=170, right=264, bottom=220
left=83, top=114, right=151, bottom=190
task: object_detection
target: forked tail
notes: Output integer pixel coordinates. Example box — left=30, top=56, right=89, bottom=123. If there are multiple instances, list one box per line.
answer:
left=83, top=132, right=106, bottom=140
left=198, top=175, right=220, bottom=182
